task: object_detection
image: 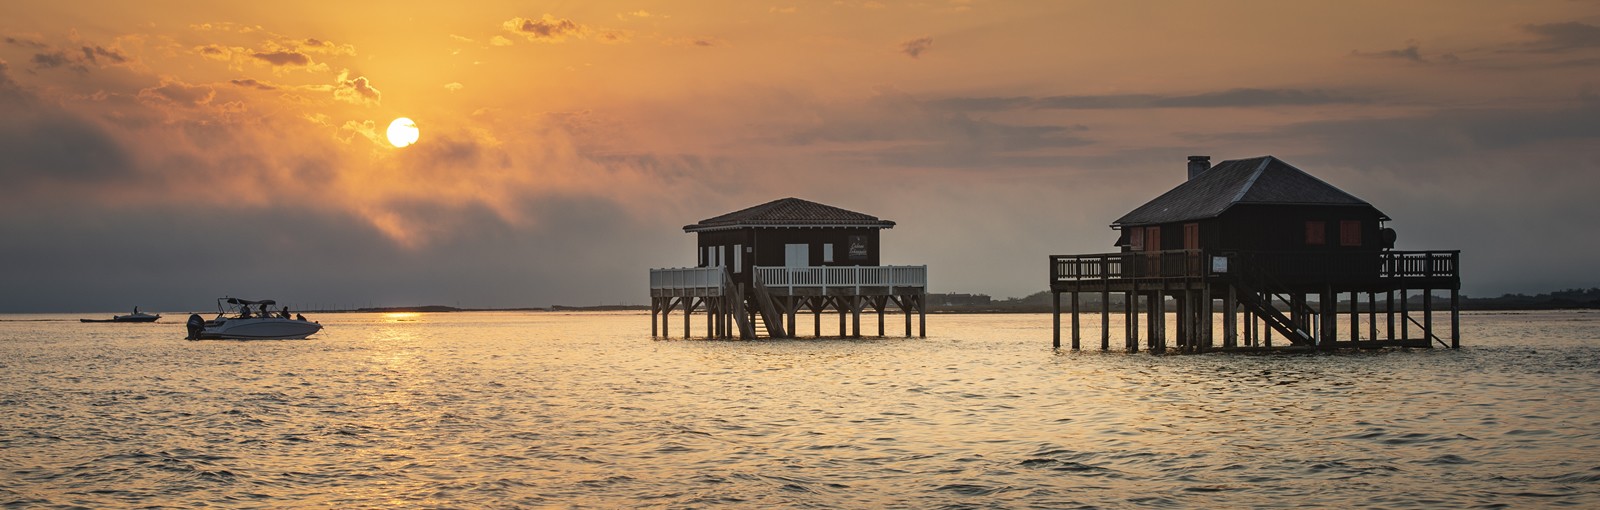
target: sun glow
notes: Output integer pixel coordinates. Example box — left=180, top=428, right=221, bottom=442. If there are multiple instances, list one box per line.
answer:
left=386, top=117, right=419, bottom=148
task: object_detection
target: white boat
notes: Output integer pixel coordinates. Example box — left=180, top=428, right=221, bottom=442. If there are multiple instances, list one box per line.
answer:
left=186, top=297, right=322, bottom=340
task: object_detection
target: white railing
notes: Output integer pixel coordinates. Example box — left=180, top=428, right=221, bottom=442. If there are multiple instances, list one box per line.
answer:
left=755, top=265, right=927, bottom=293
left=650, top=267, right=726, bottom=290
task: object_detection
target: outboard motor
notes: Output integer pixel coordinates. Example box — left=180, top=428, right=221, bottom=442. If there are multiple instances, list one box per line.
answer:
left=185, top=314, right=206, bottom=340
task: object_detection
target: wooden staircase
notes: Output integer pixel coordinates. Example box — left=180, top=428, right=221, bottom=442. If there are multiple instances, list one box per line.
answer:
left=1231, top=279, right=1316, bottom=346
left=731, top=281, right=787, bottom=339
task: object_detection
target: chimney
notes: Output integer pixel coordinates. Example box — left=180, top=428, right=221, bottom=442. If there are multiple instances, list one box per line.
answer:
left=1187, top=155, right=1211, bottom=180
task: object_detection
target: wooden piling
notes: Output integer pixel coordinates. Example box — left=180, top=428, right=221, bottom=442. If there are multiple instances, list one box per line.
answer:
left=1450, top=287, right=1460, bottom=349
left=1094, top=290, right=1107, bottom=351
left=1070, top=291, right=1080, bottom=350
left=1052, top=291, right=1061, bottom=349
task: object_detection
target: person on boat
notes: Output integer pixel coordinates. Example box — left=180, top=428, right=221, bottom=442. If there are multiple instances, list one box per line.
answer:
left=280, top=306, right=291, bottom=319
left=295, top=313, right=306, bottom=321
left=240, top=305, right=252, bottom=319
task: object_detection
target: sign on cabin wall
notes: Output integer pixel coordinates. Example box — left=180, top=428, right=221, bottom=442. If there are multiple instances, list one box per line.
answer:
left=848, top=235, right=868, bottom=260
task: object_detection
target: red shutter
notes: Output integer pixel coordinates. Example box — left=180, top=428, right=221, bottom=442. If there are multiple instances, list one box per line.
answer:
left=1340, top=221, right=1362, bottom=247
left=1183, top=223, right=1199, bottom=250
left=1305, top=221, right=1326, bottom=246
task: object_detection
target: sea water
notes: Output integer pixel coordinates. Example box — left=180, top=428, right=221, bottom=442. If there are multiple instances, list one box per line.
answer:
left=1, top=310, right=1597, bottom=508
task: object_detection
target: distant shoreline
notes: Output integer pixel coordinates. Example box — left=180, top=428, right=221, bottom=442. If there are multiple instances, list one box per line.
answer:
left=298, top=304, right=650, bottom=314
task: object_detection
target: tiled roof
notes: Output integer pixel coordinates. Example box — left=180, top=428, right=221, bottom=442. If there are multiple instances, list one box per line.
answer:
left=1113, top=156, right=1387, bottom=226
left=684, top=197, right=896, bottom=232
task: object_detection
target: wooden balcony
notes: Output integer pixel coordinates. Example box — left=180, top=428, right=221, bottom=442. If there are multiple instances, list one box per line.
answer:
left=754, top=265, right=927, bottom=296
left=1050, top=250, right=1460, bottom=293
left=649, top=267, right=728, bottom=297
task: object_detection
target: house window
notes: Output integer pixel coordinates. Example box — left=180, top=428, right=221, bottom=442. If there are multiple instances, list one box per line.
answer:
left=823, top=243, right=834, bottom=263
left=719, top=246, right=727, bottom=267
left=1339, top=221, right=1362, bottom=247
left=1183, top=223, right=1199, bottom=250
left=1128, top=227, right=1143, bottom=251
left=1305, top=221, right=1326, bottom=246
left=733, top=244, right=742, bottom=273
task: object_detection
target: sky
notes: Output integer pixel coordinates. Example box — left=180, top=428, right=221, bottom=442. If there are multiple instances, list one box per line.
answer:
left=2, top=1, right=1598, bottom=313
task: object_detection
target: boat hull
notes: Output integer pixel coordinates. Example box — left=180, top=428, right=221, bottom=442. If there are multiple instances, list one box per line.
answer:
left=195, top=318, right=323, bottom=340
left=81, top=315, right=161, bottom=323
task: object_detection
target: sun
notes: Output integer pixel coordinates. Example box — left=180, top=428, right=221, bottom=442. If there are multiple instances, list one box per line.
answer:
left=386, top=117, right=419, bottom=148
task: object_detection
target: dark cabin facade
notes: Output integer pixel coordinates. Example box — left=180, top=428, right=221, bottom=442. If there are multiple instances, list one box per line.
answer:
left=684, top=198, right=893, bottom=286
left=1049, top=155, right=1462, bottom=353
left=651, top=198, right=927, bottom=340
left=1111, top=156, right=1396, bottom=285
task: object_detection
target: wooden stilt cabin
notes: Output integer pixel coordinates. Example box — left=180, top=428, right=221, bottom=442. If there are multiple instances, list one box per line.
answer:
left=1049, top=156, right=1462, bottom=352
left=650, top=198, right=928, bottom=339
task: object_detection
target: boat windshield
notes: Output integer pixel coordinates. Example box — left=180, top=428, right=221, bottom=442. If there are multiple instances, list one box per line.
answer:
left=216, top=297, right=286, bottom=318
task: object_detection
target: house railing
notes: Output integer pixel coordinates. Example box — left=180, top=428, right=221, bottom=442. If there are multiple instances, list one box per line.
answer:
left=650, top=267, right=726, bottom=291
left=755, top=265, right=927, bottom=293
left=1050, top=250, right=1459, bottom=283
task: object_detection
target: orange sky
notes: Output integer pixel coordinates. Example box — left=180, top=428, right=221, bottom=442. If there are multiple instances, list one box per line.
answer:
left=3, top=1, right=1599, bottom=311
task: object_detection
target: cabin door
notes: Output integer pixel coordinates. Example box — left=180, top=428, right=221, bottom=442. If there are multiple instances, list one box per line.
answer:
left=785, top=244, right=810, bottom=267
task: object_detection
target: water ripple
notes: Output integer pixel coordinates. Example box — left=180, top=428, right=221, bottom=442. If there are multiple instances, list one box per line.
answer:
left=1, top=311, right=1598, bottom=508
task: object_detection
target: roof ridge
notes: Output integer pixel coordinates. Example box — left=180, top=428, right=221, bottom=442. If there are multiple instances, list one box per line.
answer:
left=683, top=197, right=896, bottom=232
left=1229, top=156, right=1274, bottom=204
left=1113, top=155, right=1383, bottom=226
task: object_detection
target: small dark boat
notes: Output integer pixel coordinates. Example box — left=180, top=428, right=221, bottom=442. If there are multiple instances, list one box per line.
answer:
left=80, top=307, right=161, bottom=323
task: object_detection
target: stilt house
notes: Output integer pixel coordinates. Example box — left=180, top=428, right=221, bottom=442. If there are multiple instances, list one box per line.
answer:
left=1049, top=156, right=1462, bottom=352
left=650, top=198, right=927, bottom=339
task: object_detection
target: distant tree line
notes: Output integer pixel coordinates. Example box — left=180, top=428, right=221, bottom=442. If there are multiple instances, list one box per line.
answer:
left=930, top=288, right=1600, bottom=313
left=1456, top=288, right=1600, bottom=310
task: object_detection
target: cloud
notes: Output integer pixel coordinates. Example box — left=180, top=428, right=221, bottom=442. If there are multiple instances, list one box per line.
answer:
left=251, top=50, right=312, bottom=67
left=0, top=67, right=133, bottom=194
left=1191, top=105, right=1600, bottom=166
left=186, top=26, right=351, bottom=73
left=4, top=36, right=48, bottom=49
left=0, top=60, right=21, bottom=99
left=1350, top=40, right=1457, bottom=64
left=503, top=15, right=587, bottom=43
left=596, top=30, right=632, bottom=44
left=936, top=88, right=1367, bottom=111
left=768, top=89, right=1091, bottom=169
left=138, top=78, right=216, bottom=107
left=21, top=39, right=134, bottom=73
left=230, top=78, right=276, bottom=90
left=332, top=71, right=381, bottom=106
left=295, top=38, right=356, bottom=56
left=337, top=119, right=384, bottom=145
left=194, top=44, right=233, bottom=60
left=663, top=36, right=721, bottom=47
left=490, top=35, right=514, bottom=47
left=80, top=45, right=128, bottom=65
left=444, top=82, right=464, bottom=92
left=31, top=50, right=84, bottom=72
left=900, top=36, right=933, bottom=58
left=450, top=34, right=474, bottom=43
left=1521, top=21, right=1600, bottom=52
left=1151, top=88, right=1366, bottom=107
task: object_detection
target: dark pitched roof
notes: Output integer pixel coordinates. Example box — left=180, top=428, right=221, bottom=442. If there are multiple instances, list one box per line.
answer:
left=683, top=197, right=896, bottom=232
left=1113, top=156, right=1388, bottom=226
